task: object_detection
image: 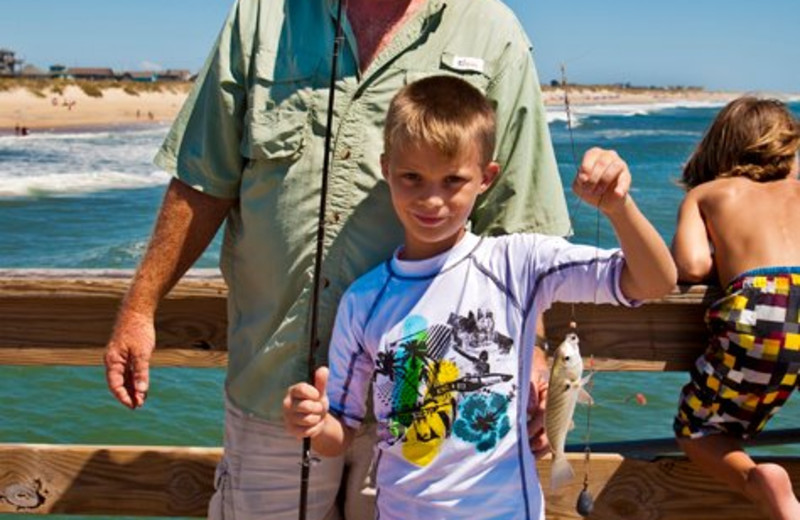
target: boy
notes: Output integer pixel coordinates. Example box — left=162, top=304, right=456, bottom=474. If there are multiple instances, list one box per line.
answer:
left=672, top=96, right=800, bottom=520
left=284, top=75, right=676, bottom=519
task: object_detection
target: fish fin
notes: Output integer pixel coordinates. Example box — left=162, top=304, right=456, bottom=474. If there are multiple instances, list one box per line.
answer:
left=580, top=373, right=593, bottom=386
left=577, top=388, right=594, bottom=406
left=550, top=453, right=575, bottom=490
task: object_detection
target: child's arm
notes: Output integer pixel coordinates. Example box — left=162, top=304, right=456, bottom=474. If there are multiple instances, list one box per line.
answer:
left=671, top=190, right=715, bottom=283
left=573, top=147, right=677, bottom=300
left=283, top=366, right=355, bottom=457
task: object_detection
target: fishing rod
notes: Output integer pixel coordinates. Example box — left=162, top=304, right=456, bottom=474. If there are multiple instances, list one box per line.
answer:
left=299, top=0, right=348, bottom=518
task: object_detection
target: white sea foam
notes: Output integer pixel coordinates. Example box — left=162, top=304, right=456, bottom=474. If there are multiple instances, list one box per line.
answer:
left=594, top=128, right=701, bottom=140
left=0, top=127, right=171, bottom=198
left=546, top=99, right=728, bottom=124
left=0, top=170, right=170, bottom=197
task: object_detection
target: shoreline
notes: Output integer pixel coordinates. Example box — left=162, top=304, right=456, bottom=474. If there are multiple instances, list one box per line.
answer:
left=1, top=84, right=797, bottom=132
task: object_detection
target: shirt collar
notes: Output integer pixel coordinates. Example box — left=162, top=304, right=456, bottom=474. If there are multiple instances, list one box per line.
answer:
left=390, top=231, right=480, bottom=278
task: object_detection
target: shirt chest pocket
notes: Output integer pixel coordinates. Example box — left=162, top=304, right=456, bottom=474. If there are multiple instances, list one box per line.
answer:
left=242, top=74, right=319, bottom=163
left=401, top=51, right=494, bottom=94
left=244, top=102, right=311, bottom=162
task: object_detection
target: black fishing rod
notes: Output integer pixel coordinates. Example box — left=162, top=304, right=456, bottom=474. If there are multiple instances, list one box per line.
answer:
left=299, top=0, right=348, bottom=519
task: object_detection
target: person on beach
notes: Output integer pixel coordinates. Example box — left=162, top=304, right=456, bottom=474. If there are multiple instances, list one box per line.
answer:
left=672, top=97, right=800, bottom=520
left=102, top=1, right=570, bottom=519
left=283, top=75, right=677, bottom=519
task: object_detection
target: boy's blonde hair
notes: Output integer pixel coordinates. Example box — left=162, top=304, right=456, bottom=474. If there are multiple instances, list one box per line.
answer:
left=384, top=75, right=496, bottom=166
left=682, top=96, right=800, bottom=189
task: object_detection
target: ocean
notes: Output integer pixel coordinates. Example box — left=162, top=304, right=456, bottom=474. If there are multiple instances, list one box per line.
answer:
left=1, top=100, right=799, bottom=518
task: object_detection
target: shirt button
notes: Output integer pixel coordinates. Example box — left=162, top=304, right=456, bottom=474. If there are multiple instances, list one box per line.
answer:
left=323, top=278, right=331, bottom=289
left=333, top=212, right=341, bottom=223
left=340, top=148, right=351, bottom=160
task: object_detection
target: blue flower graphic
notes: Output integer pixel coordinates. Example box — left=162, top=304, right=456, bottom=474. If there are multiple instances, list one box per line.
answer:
left=453, top=392, right=511, bottom=452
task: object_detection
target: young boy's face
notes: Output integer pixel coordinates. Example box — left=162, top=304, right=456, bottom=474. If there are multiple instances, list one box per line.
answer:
left=381, top=139, right=498, bottom=260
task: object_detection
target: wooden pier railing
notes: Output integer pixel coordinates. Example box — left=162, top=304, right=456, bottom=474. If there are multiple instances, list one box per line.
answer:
left=0, top=270, right=797, bottom=519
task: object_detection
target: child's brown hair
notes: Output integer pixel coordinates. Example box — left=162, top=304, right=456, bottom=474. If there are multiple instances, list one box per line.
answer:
left=383, top=75, right=496, bottom=166
left=681, top=96, right=800, bottom=189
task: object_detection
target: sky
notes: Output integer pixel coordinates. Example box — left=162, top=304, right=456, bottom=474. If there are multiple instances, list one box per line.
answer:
left=1, top=0, right=798, bottom=93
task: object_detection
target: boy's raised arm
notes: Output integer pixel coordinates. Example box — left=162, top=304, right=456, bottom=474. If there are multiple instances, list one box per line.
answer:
left=283, top=367, right=355, bottom=457
left=573, top=147, right=677, bottom=301
left=671, top=191, right=715, bottom=283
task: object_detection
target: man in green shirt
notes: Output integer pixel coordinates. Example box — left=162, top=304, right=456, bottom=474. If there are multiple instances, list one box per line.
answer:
left=104, top=0, right=570, bottom=518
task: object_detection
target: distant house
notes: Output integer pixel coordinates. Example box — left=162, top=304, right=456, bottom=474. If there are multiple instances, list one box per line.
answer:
left=20, top=64, right=49, bottom=78
left=158, top=69, right=192, bottom=82
left=122, top=70, right=158, bottom=82
left=49, top=64, right=68, bottom=79
left=66, top=67, right=116, bottom=80
left=0, top=48, right=23, bottom=76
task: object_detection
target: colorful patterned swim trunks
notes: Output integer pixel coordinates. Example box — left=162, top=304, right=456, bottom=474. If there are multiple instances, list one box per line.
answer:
left=674, top=267, right=800, bottom=440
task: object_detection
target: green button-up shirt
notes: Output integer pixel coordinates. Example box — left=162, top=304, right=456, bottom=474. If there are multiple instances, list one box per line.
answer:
left=155, top=0, right=570, bottom=421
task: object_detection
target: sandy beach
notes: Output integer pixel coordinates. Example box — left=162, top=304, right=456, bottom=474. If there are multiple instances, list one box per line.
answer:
left=541, top=86, right=745, bottom=108
left=0, top=82, right=794, bottom=132
left=0, top=83, right=191, bottom=132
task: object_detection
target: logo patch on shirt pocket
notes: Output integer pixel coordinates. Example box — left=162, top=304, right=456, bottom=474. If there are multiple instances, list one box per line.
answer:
left=402, top=53, right=493, bottom=94
left=442, top=53, right=485, bottom=74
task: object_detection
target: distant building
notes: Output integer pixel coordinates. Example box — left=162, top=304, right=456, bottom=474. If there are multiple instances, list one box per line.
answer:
left=49, top=64, right=68, bottom=78
left=0, top=48, right=23, bottom=76
left=20, top=64, right=48, bottom=78
left=65, top=67, right=116, bottom=80
left=122, top=70, right=158, bottom=82
left=158, top=69, right=192, bottom=82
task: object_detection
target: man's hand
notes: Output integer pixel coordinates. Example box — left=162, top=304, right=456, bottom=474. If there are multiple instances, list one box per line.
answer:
left=104, top=310, right=156, bottom=409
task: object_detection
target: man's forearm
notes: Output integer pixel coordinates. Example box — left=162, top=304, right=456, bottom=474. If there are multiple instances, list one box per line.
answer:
left=122, top=178, right=235, bottom=317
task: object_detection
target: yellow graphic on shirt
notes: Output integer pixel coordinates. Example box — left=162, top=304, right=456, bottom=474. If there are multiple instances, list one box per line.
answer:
left=402, top=359, right=460, bottom=466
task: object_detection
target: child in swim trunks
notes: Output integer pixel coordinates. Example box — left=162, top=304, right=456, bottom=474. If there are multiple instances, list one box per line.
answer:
left=672, top=96, right=800, bottom=520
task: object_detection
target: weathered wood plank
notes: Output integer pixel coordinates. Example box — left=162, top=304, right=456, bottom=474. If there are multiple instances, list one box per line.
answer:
left=0, top=348, right=227, bottom=367
left=0, top=270, right=228, bottom=360
left=0, top=271, right=720, bottom=370
left=545, top=284, right=723, bottom=371
left=0, top=444, right=219, bottom=516
left=541, top=454, right=800, bottom=520
left=2, top=445, right=797, bottom=518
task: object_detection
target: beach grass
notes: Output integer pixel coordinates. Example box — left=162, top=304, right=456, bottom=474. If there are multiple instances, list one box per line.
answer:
left=0, top=77, right=193, bottom=97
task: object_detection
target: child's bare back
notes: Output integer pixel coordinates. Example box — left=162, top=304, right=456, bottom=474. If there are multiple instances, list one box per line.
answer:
left=675, top=173, right=800, bottom=286
left=672, top=96, right=800, bottom=287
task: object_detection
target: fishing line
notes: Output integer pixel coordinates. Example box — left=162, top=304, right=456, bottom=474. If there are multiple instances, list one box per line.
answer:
left=559, top=62, right=596, bottom=518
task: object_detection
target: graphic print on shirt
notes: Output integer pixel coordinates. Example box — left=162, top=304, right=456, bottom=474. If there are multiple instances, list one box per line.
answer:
left=374, top=309, right=516, bottom=466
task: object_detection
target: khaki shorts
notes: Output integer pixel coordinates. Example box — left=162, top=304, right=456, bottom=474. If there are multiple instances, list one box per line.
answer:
left=208, top=396, right=377, bottom=520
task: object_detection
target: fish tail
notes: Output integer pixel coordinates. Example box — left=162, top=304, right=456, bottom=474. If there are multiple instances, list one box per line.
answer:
left=550, top=453, right=575, bottom=490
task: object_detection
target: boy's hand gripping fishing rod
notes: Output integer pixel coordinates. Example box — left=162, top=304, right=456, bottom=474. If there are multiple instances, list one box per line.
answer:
left=299, top=0, right=347, bottom=519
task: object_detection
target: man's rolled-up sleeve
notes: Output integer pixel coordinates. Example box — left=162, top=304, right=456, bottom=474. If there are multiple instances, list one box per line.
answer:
left=154, top=0, right=254, bottom=199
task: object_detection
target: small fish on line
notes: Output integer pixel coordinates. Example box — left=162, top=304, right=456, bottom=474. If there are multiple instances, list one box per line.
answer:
left=544, top=332, right=594, bottom=490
